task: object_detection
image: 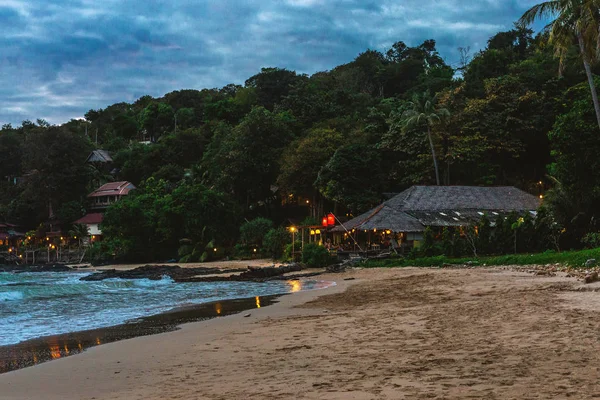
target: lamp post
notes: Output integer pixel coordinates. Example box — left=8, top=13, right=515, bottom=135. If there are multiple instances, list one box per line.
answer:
left=290, top=226, right=296, bottom=261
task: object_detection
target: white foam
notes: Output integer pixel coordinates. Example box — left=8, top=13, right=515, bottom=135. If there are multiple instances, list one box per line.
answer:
left=0, top=271, right=332, bottom=346
left=132, top=275, right=175, bottom=288
left=0, top=291, right=24, bottom=301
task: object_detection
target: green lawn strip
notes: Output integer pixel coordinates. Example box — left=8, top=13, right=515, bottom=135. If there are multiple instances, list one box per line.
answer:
left=363, top=248, right=600, bottom=269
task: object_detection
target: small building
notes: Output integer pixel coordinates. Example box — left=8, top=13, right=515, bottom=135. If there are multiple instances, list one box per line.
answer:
left=74, top=181, right=135, bottom=238
left=0, top=222, right=24, bottom=248
left=331, top=186, right=541, bottom=251
left=88, top=181, right=136, bottom=211
left=85, top=150, right=113, bottom=164
left=73, top=213, right=103, bottom=237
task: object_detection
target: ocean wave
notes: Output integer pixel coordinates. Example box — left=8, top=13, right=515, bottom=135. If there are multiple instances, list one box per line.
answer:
left=3, top=280, right=133, bottom=300
left=0, top=291, right=24, bottom=301
left=0, top=271, right=333, bottom=346
left=132, top=275, right=175, bottom=288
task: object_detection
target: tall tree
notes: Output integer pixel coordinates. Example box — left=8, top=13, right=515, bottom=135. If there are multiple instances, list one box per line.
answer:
left=390, top=91, right=450, bottom=185
left=520, top=0, right=600, bottom=129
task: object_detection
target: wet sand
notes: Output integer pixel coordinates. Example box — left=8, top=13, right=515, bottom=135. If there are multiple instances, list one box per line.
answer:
left=3, top=267, right=600, bottom=399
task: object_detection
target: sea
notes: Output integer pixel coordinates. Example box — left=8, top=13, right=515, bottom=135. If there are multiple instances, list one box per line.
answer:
left=0, top=271, right=333, bottom=346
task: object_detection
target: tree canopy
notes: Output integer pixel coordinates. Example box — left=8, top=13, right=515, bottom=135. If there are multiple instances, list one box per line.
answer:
left=2, top=13, right=600, bottom=257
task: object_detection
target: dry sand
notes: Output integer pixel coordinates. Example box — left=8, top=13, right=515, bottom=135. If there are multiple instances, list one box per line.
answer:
left=2, top=267, right=600, bottom=399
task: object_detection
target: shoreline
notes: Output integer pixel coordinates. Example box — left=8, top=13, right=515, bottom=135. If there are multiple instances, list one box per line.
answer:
left=4, top=267, right=600, bottom=399
left=0, top=271, right=337, bottom=374
left=0, top=294, right=281, bottom=374
left=0, top=272, right=348, bottom=400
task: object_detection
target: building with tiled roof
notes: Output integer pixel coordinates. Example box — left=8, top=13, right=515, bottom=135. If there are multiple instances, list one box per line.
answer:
left=74, top=182, right=135, bottom=237
left=88, top=181, right=136, bottom=210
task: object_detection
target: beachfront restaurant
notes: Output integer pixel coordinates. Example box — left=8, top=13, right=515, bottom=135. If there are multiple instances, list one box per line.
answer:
left=330, top=185, right=541, bottom=256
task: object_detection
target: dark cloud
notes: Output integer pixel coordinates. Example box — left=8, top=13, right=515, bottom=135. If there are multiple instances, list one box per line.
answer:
left=0, top=0, right=541, bottom=125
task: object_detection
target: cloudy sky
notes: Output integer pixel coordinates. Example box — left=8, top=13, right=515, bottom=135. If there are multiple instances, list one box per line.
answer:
left=0, top=0, right=542, bottom=126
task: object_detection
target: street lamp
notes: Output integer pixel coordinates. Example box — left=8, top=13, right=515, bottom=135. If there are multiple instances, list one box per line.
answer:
left=289, top=226, right=297, bottom=261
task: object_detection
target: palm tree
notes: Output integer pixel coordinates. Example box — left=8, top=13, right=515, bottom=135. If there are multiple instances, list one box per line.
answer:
left=520, top=0, right=600, bottom=130
left=69, top=223, right=90, bottom=261
left=391, top=91, right=450, bottom=186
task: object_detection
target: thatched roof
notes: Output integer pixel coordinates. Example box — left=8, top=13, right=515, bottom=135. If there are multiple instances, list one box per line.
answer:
left=331, top=208, right=380, bottom=232
left=86, top=150, right=113, bottom=163
left=331, top=186, right=540, bottom=233
left=358, top=206, right=424, bottom=233
left=387, top=186, right=540, bottom=211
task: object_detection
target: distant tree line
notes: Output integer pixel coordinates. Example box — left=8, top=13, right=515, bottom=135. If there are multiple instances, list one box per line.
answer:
left=2, top=2, right=600, bottom=260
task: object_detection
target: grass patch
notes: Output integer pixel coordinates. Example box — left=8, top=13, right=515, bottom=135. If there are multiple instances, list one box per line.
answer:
left=363, top=248, right=600, bottom=269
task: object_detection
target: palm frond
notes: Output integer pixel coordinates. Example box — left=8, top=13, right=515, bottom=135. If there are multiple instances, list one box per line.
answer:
left=519, top=1, right=561, bottom=27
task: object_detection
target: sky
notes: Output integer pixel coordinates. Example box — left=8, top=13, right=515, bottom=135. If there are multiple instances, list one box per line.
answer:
left=0, top=0, right=543, bottom=126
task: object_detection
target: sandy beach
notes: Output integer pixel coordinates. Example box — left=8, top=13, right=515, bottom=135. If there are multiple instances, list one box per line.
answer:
left=2, top=266, right=600, bottom=399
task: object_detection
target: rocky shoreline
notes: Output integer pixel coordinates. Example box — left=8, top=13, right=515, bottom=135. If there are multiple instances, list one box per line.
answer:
left=0, top=262, right=321, bottom=283
left=7, top=260, right=600, bottom=285
left=80, top=263, right=309, bottom=282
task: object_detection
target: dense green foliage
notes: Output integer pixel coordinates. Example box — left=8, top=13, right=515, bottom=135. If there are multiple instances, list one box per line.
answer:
left=98, top=178, right=240, bottom=262
left=239, top=218, right=274, bottom=248
left=301, top=243, right=332, bottom=268
left=262, top=228, right=291, bottom=260
left=2, top=11, right=600, bottom=260
left=414, top=212, right=559, bottom=259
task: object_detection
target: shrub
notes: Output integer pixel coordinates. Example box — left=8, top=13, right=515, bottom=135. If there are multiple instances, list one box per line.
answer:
left=233, top=243, right=252, bottom=259
left=262, top=227, right=291, bottom=260
left=420, top=227, right=442, bottom=257
left=87, top=237, right=132, bottom=265
left=582, top=232, right=600, bottom=249
left=302, top=243, right=332, bottom=268
left=284, top=240, right=302, bottom=261
left=177, top=239, right=219, bottom=263
left=239, top=218, right=273, bottom=247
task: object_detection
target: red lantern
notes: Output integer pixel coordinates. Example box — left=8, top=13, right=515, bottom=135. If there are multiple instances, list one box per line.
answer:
left=322, top=217, right=328, bottom=227
left=327, top=213, right=335, bottom=226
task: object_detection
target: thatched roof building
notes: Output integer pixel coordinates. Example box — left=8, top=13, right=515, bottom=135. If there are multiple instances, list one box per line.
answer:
left=332, top=186, right=541, bottom=234
left=86, top=150, right=113, bottom=164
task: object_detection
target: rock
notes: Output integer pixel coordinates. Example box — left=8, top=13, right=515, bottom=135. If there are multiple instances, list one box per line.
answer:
left=179, top=263, right=305, bottom=283
left=585, top=259, right=597, bottom=268
left=243, top=313, right=251, bottom=318
left=242, top=263, right=303, bottom=279
left=80, top=265, right=245, bottom=282
left=0, top=264, right=72, bottom=273
left=584, top=271, right=599, bottom=284
left=87, top=263, right=309, bottom=284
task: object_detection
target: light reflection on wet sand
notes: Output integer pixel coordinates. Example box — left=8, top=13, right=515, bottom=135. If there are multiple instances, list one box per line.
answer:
left=1, top=279, right=336, bottom=374
left=0, top=295, right=275, bottom=374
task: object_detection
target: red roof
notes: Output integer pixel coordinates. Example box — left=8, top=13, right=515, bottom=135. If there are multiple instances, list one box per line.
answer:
left=88, top=181, right=135, bottom=198
left=74, top=213, right=104, bottom=225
